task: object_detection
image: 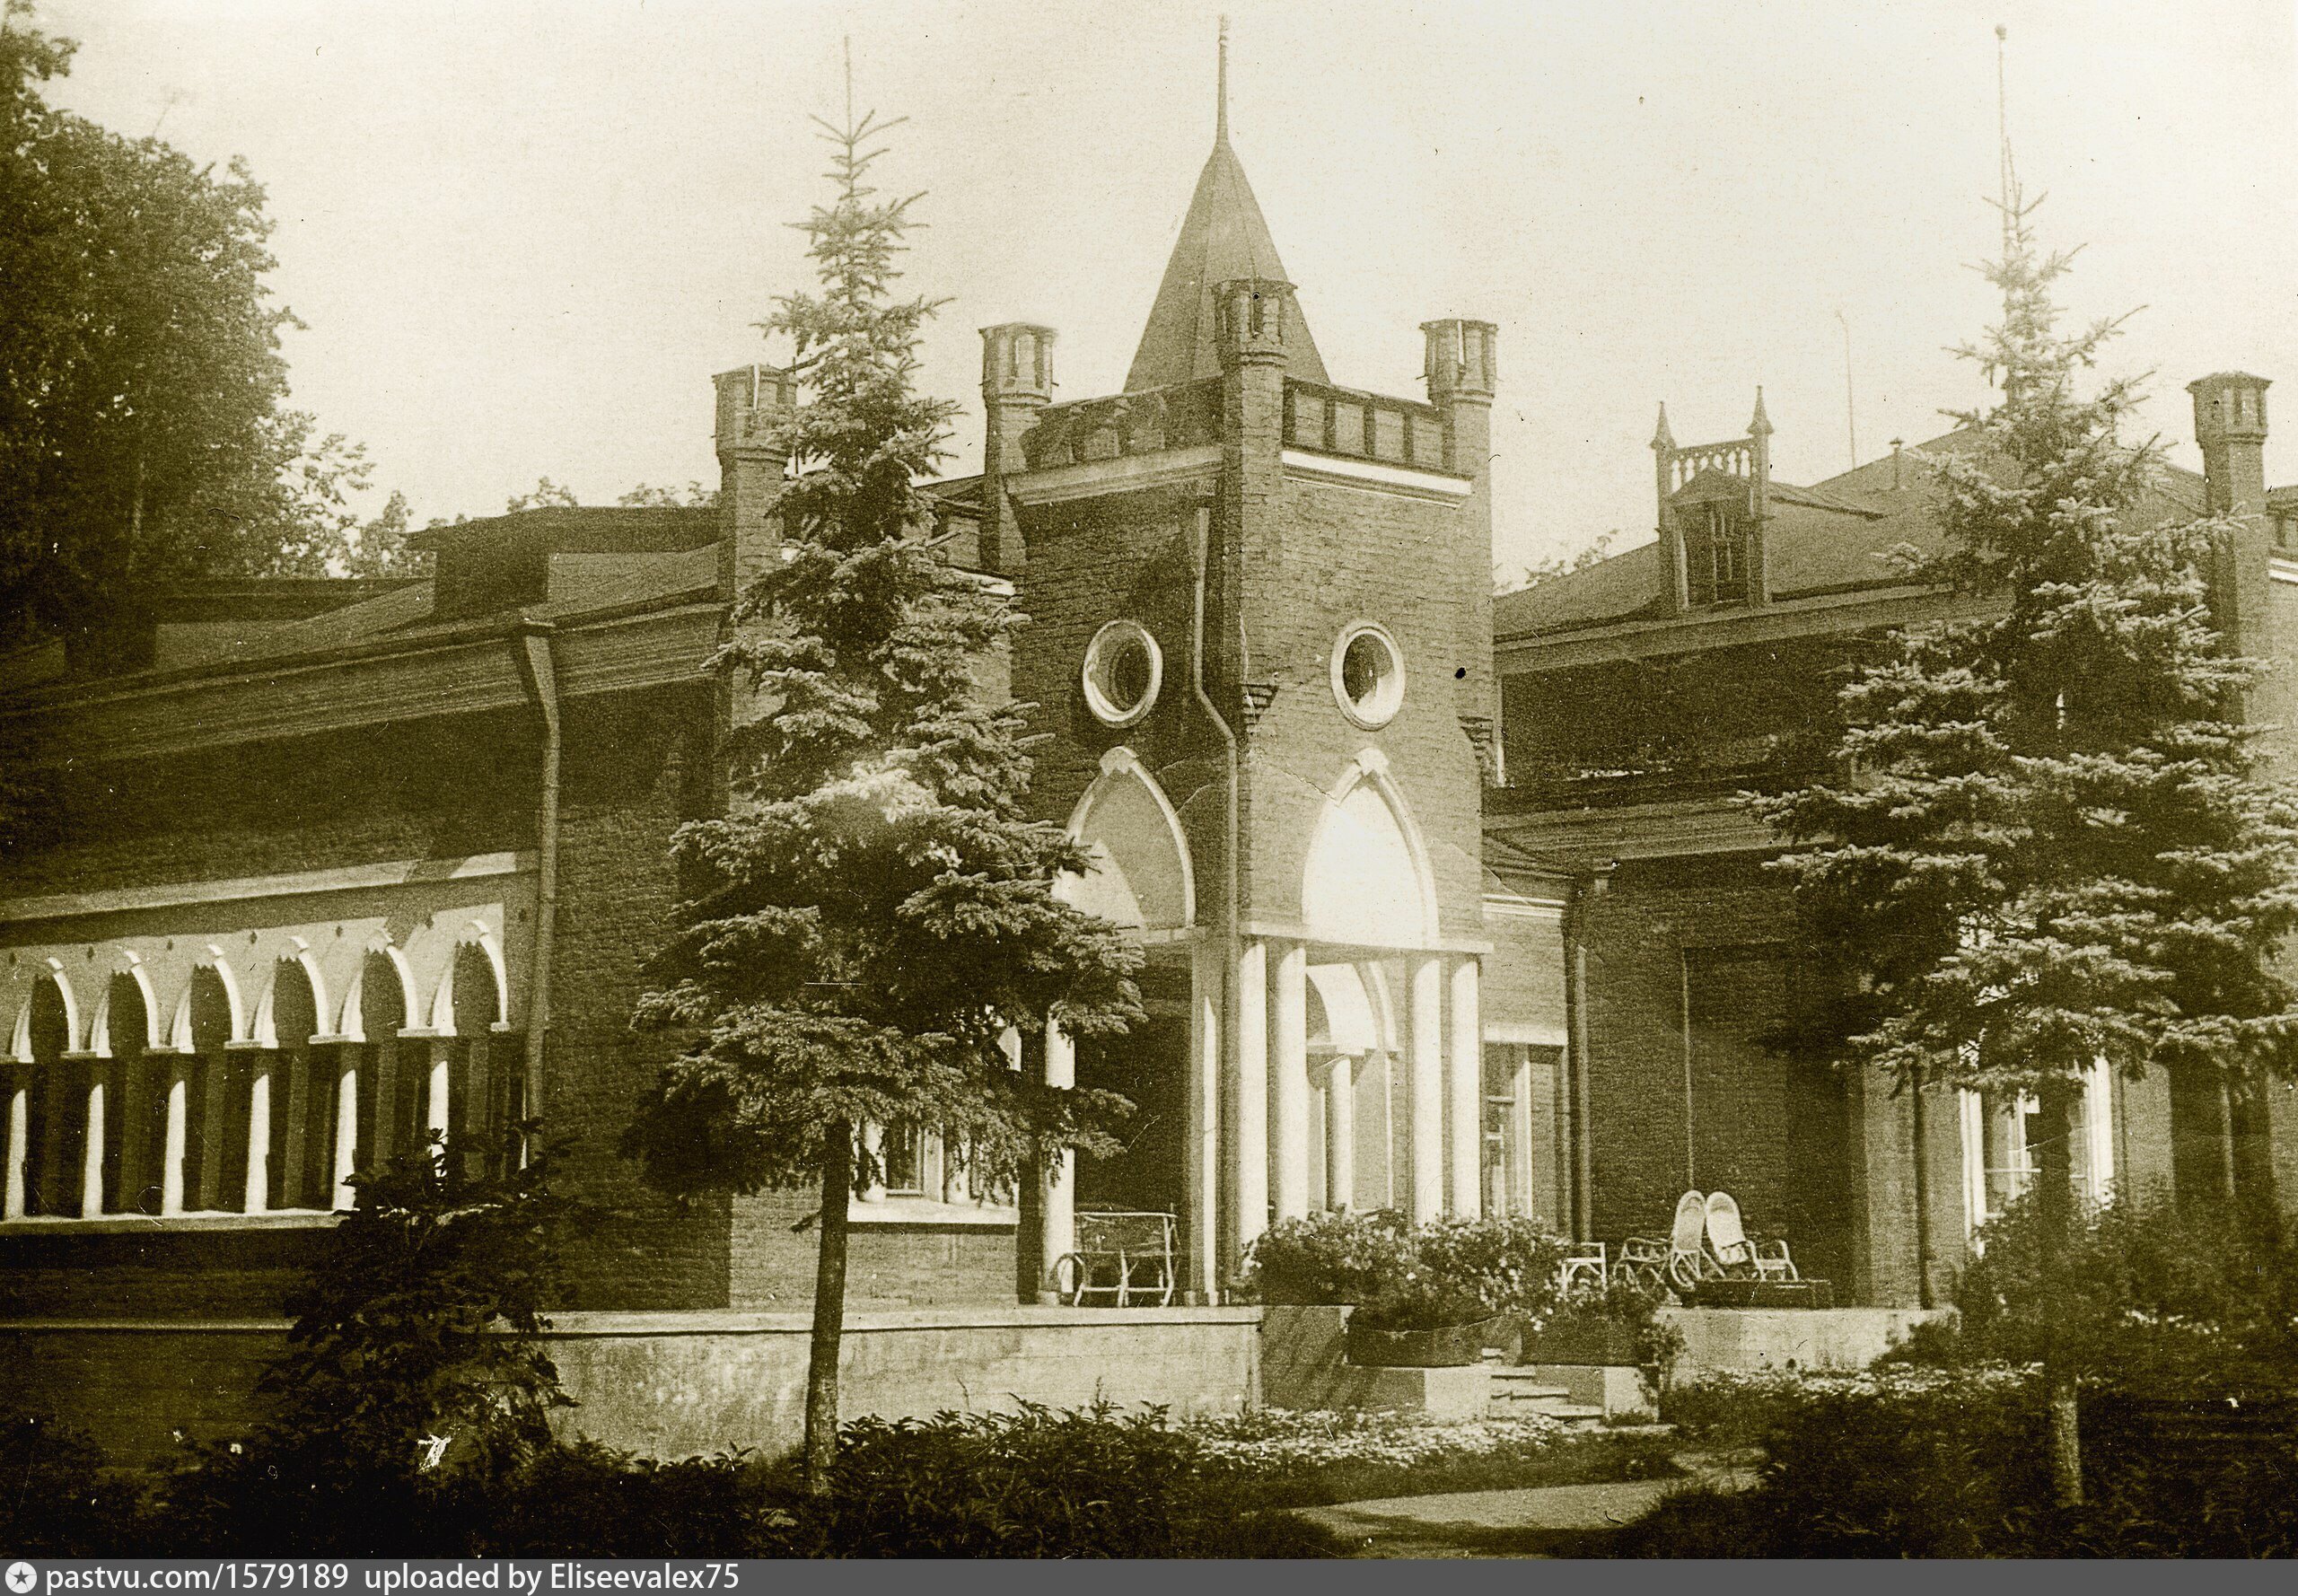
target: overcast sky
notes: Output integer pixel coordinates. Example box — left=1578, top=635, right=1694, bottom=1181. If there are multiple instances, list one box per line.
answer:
left=33, top=0, right=2298, bottom=573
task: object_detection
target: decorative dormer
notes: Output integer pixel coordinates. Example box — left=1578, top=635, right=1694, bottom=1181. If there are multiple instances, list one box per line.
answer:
left=1651, top=389, right=1773, bottom=613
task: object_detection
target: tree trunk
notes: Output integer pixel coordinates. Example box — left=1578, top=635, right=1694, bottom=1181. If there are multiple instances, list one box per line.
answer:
left=803, top=1120, right=854, bottom=1498
left=2030, top=1077, right=2083, bottom=1510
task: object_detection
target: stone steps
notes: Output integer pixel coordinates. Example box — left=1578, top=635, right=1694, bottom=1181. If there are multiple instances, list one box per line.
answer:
left=1485, top=1369, right=1608, bottom=1426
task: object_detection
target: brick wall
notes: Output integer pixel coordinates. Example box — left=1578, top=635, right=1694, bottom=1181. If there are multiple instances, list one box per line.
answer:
left=1577, top=855, right=1878, bottom=1297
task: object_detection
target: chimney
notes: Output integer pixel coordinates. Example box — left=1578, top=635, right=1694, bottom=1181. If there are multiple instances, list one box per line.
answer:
left=2190, top=372, right=2274, bottom=670
left=2189, top=372, right=2270, bottom=519
left=980, top=324, right=1056, bottom=576
left=1424, top=319, right=1501, bottom=782
left=714, top=363, right=797, bottom=594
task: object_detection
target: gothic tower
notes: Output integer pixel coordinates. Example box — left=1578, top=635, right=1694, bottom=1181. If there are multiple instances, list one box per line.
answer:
left=988, top=61, right=1501, bottom=1300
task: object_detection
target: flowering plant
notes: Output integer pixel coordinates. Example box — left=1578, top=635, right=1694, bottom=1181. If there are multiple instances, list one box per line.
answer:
left=1242, top=1210, right=1573, bottom=1331
left=1185, top=1407, right=1564, bottom=1470
left=1241, top=1209, right=1416, bottom=1305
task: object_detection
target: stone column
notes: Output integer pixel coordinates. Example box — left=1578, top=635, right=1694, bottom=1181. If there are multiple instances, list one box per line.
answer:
left=1186, top=943, right=1224, bottom=1302
left=1270, top=942, right=1311, bottom=1222
left=426, top=1040, right=453, bottom=1141
left=79, top=1064, right=106, bottom=1218
left=332, top=1054, right=359, bottom=1210
left=1039, top=1020, right=1076, bottom=1303
left=1230, top=939, right=1270, bottom=1262
left=2, top=1070, right=26, bottom=1219
left=1447, top=957, right=1483, bottom=1218
left=1509, top=1046, right=1536, bottom=1221
left=1408, top=954, right=1445, bottom=1221
left=242, top=1057, right=272, bottom=1214
left=161, top=1057, right=190, bottom=1216
left=1324, top=1055, right=1356, bottom=1212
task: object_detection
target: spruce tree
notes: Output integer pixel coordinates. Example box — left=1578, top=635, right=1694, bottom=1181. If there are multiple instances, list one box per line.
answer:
left=627, top=104, right=1141, bottom=1495
left=1752, top=195, right=2298, bottom=1506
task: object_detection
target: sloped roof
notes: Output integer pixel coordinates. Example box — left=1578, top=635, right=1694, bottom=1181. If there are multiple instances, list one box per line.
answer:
left=1123, top=135, right=1329, bottom=391
left=1497, top=426, right=2214, bottom=640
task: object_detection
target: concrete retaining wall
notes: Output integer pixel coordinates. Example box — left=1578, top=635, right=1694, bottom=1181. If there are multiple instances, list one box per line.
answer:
left=4, top=1306, right=1262, bottom=1465
left=543, top=1307, right=1261, bottom=1458
left=1659, top=1305, right=1952, bottom=1379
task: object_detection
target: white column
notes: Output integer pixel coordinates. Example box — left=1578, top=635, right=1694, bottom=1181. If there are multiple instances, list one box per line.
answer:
left=1270, top=942, right=1311, bottom=1223
left=1448, top=957, right=1483, bottom=1218
left=1186, top=943, right=1223, bottom=1302
left=1039, top=1020, right=1076, bottom=1302
left=3, top=1073, right=26, bottom=1219
left=425, top=1042, right=452, bottom=1142
left=161, top=1058, right=189, bottom=1216
left=1231, top=940, right=1269, bottom=1262
left=80, top=1066, right=107, bottom=1218
left=1509, top=1047, right=1536, bottom=1221
left=860, top=1121, right=889, bottom=1205
left=1408, top=954, right=1445, bottom=1221
left=332, top=1056, right=359, bottom=1209
left=242, top=1059, right=272, bottom=1214
left=1325, top=1055, right=1356, bottom=1212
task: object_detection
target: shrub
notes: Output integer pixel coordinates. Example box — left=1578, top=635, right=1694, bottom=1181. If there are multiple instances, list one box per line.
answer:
left=1952, top=1191, right=2298, bottom=1393
left=153, top=1131, right=582, bottom=1555
left=1635, top=1367, right=2298, bottom=1557
left=1414, top=1215, right=1571, bottom=1323
left=802, top=1400, right=1339, bottom=1557
left=1241, top=1208, right=1415, bottom=1304
left=0, top=1414, right=152, bottom=1557
left=1243, top=1209, right=1573, bottom=1332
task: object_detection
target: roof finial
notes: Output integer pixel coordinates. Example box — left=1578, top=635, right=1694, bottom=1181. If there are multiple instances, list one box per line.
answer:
left=1749, top=386, right=1773, bottom=439
left=1216, top=16, right=1231, bottom=145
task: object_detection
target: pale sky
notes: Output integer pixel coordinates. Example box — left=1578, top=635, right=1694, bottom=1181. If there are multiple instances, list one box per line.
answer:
left=33, top=0, right=2298, bottom=574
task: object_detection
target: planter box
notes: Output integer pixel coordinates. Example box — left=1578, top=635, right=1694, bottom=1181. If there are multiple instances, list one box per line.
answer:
left=1523, top=1317, right=1643, bottom=1366
left=1344, top=1314, right=1512, bottom=1368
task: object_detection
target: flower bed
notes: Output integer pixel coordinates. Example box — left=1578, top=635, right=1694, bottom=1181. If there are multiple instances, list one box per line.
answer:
left=1186, top=1407, right=1680, bottom=1510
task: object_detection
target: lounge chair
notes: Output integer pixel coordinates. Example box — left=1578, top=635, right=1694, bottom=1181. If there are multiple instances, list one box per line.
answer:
left=1704, top=1190, right=1798, bottom=1282
left=1622, top=1190, right=1713, bottom=1298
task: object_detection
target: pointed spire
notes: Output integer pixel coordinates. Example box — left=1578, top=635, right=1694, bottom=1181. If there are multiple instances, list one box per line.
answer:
left=1121, top=24, right=1329, bottom=391
left=1748, top=387, right=1773, bottom=439
left=1650, top=403, right=1675, bottom=452
left=1216, top=15, right=1231, bottom=146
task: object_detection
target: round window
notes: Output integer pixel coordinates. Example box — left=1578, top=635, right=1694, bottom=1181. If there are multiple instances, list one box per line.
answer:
left=1082, top=619, right=1162, bottom=727
left=1331, top=622, right=1405, bottom=729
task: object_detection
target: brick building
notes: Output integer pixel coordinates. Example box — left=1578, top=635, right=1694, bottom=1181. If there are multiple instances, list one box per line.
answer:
left=1492, top=377, right=2298, bottom=1307
left=3, top=98, right=2293, bottom=1450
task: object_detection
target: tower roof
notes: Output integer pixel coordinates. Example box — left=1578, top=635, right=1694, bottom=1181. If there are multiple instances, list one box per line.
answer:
left=1122, top=134, right=1330, bottom=391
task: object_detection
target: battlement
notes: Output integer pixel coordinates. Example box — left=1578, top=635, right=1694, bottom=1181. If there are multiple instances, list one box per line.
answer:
left=1283, top=380, right=1452, bottom=473
left=1021, top=379, right=1224, bottom=470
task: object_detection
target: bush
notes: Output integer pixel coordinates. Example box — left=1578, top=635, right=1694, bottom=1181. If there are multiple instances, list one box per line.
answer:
left=1951, top=1191, right=2298, bottom=1393
left=1414, top=1215, right=1571, bottom=1323
left=1242, top=1208, right=1415, bottom=1304
left=799, top=1400, right=1340, bottom=1557
left=1243, top=1209, right=1571, bottom=1332
left=1638, top=1367, right=2298, bottom=1557
left=0, top=1414, right=152, bottom=1557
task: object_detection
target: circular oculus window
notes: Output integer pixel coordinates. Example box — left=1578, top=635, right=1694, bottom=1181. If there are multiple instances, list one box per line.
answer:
left=1082, top=619, right=1163, bottom=727
left=1331, top=622, right=1405, bottom=729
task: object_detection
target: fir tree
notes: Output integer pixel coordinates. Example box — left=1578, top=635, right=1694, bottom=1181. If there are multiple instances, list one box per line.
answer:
left=1751, top=194, right=2298, bottom=1506
left=626, top=103, right=1142, bottom=1495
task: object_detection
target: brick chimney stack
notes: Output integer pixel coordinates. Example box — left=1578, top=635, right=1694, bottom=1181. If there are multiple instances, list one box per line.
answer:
left=980, top=324, right=1057, bottom=576
left=1425, top=318, right=1500, bottom=782
left=713, top=363, right=797, bottom=592
left=2190, top=371, right=2275, bottom=680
